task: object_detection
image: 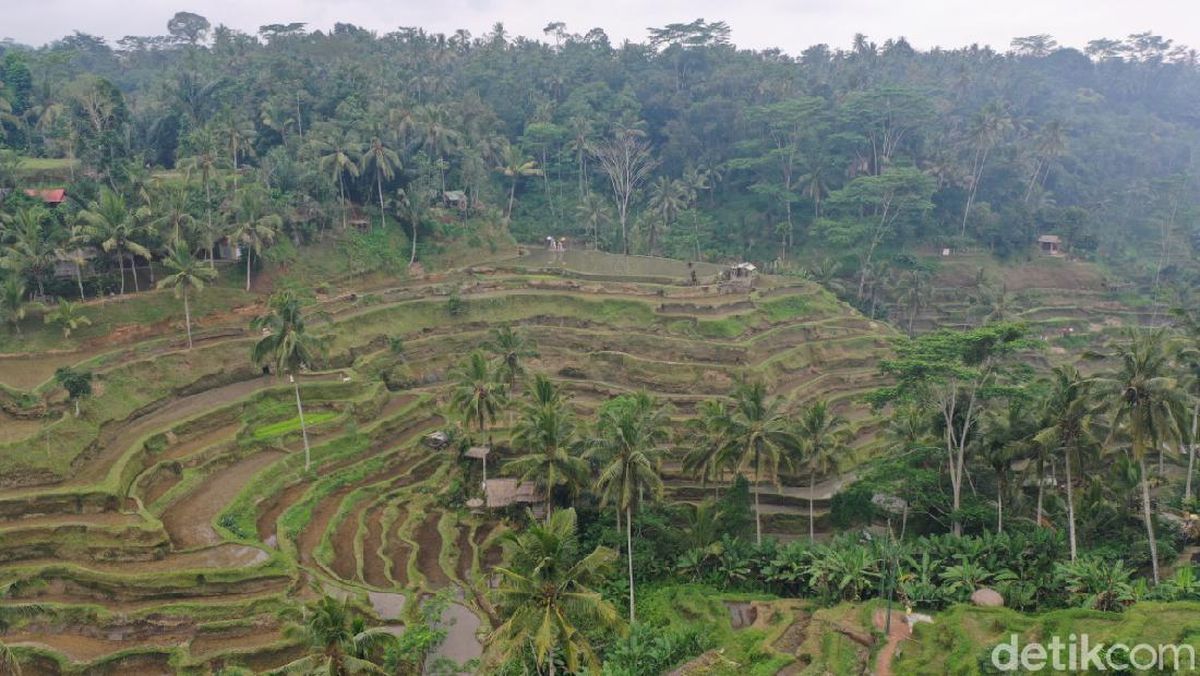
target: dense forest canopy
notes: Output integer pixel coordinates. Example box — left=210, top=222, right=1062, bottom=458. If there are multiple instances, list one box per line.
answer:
left=0, top=17, right=1197, bottom=286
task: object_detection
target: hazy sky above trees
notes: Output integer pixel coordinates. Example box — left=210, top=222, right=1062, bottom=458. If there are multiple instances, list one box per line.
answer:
left=3, top=0, right=1197, bottom=51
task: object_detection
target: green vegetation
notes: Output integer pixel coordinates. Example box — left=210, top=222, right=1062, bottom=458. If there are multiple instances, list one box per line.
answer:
left=0, top=11, right=1199, bottom=675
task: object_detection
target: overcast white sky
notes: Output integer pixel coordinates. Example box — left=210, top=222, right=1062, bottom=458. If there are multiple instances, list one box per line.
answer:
left=2, top=0, right=1198, bottom=53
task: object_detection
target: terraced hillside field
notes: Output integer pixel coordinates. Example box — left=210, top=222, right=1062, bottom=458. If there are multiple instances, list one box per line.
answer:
left=0, top=252, right=897, bottom=673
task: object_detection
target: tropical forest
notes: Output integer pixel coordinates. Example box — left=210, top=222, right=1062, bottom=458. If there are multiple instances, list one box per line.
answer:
left=0, top=9, right=1199, bottom=675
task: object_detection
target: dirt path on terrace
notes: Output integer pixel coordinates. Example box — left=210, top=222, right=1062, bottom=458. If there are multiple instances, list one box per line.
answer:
left=361, top=507, right=390, bottom=587
left=0, top=543, right=270, bottom=576
left=257, top=481, right=310, bottom=548
left=297, top=485, right=355, bottom=569
left=55, top=374, right=337, bottom=492
left=257, top=415, right=441, bottom=551
left=415, top=513, right=450, bottom=588
left=188, top=623, right=284, bottom=659
left=330, top=498, right=371, bottom=581
left=454, top=524, right=474, bottom=583
left=387, top=508, right=412, bottom=587
left=0, top=511, right=143, bottom=531
left=10, top=579, right=289, bottom=611
left=873, top=609, right=912, bottom=676
left=475, top=523, right=504, bottom=572
left=4, top=630, right=190, bottom=663
left=161, top=450, right=285, bottom=549
left=158, top=422, right=240, bottom=461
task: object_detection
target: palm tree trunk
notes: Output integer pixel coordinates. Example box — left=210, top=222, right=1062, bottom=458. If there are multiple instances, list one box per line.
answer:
left=75, top=266, right=85, bottom=300
left=809, top=472, right=816, bottom=541
left=1036, top=464, right=1044, bottom=526
left=1186, top=402, right=1199, bottom=503
left=74, top=398, right=80, bottom=417
left=117, top=247, right=126, bottom=295
left=339, top=173, right=348, bottom=230
left=245, top=249, right=252, bottom=292
left=294, top=376, right=312, bottom=472
left=753, top=458, right=763, bottom=546
left=131, top=252, right=141, bottom=293
left=409, top=219, right=418, bottom=266
left=183, top=290, right=193, bottom=349
left=507, top=178, right=517, bottom=220
left=1065, top=446, right=1077, bottom=561
left=1140, top=457, right=1159, bottom=584
left=377, top=169, right=387, bottom=230
left=997, top=480, right=1004, bottom=533
left=626, top=506, right=636, bottom=624
left=205, top=178, right=215, bottom=268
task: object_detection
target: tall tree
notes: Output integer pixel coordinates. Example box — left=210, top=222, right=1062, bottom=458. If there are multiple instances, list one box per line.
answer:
left=508, top=379, right=587, bottom=518
left=251, top=291, right=327, bottom=471
left=315, top=128, right=362, bottom=229
left=449, top=350, right=506, bottom=435
left=78, top=189, right=151, bottom=295
left=494, top=144, right=541, bottom=221
left=588, top=392, right=669, bottom=622
left=710, top=381, right=798, bottom=545
left=483, top=324, right=538, bottom=391
left=593, top=129, right=658, bottom=255
left=960, top=101, right=1013, bottom=236
left=491, top=508, right=621, bottom=674
left=795, top=400, right=849, bottom=541
left=1034, top=365, right=1096, bottom=561
left=1092, top=329, right=1188, bottom=584
left=360, top=137, right=401, bottom=230
left=278, top=595, right=395, bottom=675
left=230, top=187, right=280, bottom=291
left=870, top=324, right=1029, bottom=536
left=157, top=246, right=217, bottom=349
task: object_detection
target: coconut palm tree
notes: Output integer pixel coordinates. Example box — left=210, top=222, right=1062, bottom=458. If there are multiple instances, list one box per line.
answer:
left=574, top=193, right=611, bottom=251
left=507, top=380, right=587, bottom=519
left=712, top=381, right=799, bottom=545
left=795, top=400, right=849, bottom=541
left=495, top=144, right=541, bottom=221
left=895, top=268, right=932, bottom=335
left=230, top=188, right=281, bottom=291
left=483, top=325, right=538, bottom=392
left=44, top=301, right=91, bottom=338
left=683, top=399, right=735, bottom=498
left=1034, top=365, right=1096, bottom=561
left=411, top=104, right=461, bottom=194
left=157, top=247, right=217, bottom=349
left=646, top=176, right=686, bottom=255
left=0, top=277, right=30, bottom=335
left=449, top=350, right=506, bottom=435
left=145, top=180, right=197, bottom=250
left=1092, top=329, right=1188, bottom=584
left=278, top=595, right=395, bottom=675
left=251, top=291, right=327, bottom=471
left=961, top=101, right=1013, bottom=236
left=588, top=391, right=668, bottom=623
left=360, top=137, right=401, bottom=230
left=2, top=206, right=55, bottom=297
left=78, top=189, right=152, bottom=295
left=54, top=225, right=92, bottom=301
left=0, top=639, right=18, bottom=675
left=491, top=508, right=621, bottom=674
left=1172, top=305, right=1200, bottom=503
left=315, top=128, right=362, bottom=229
left=178, top=130, right=222, bottom=265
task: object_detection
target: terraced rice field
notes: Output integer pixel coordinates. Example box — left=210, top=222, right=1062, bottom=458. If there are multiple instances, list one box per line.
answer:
left=0, top=254, right=903, bottom=672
